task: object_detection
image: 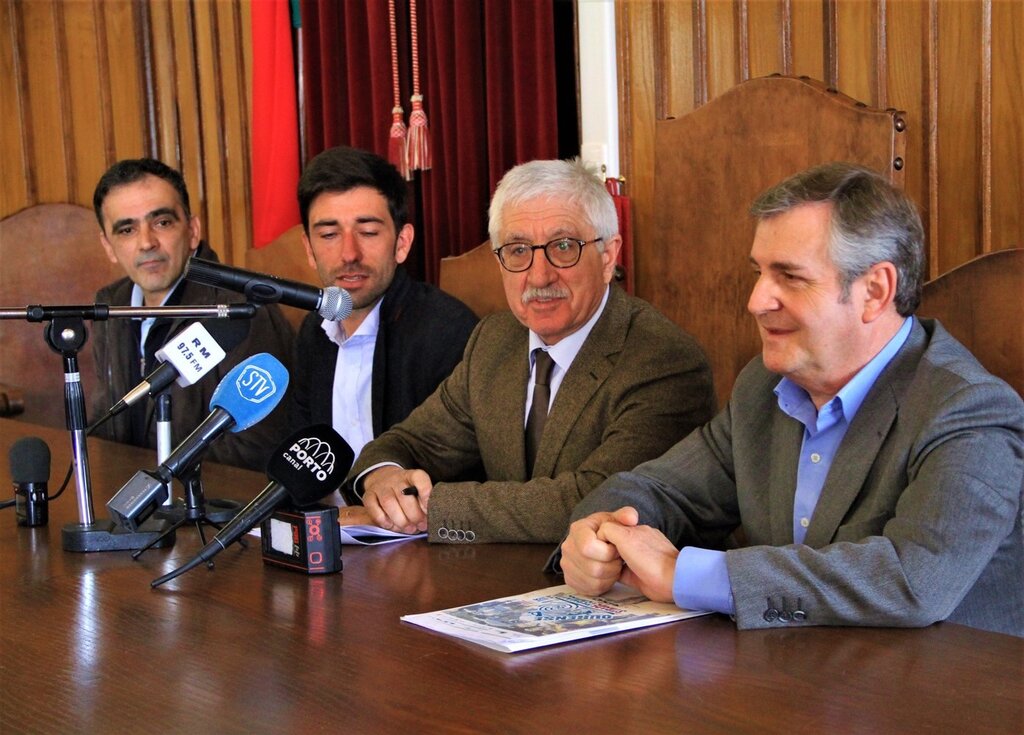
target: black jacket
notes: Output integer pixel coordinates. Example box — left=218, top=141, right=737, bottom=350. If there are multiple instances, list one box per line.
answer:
left=289, top=266, right=478, bottom=438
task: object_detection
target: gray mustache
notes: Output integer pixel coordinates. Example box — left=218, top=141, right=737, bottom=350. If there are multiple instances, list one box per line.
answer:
left=522, top=287, right=569, bottom=305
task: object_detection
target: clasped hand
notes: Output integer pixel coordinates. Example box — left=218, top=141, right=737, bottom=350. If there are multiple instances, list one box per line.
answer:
left=361, top=465, right=434, bottom=534
left=560, top=506, right=679, bottom=604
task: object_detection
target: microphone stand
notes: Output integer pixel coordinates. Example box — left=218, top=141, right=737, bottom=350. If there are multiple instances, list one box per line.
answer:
left=2, top=302, right=257, bottom=553
left=136, top=394, right=245, bottom=560
left=48, top=316, right=175, bottom=552
left=133, top=461, right=246, bottom=562
left=155, top=393, right=173, bottom=481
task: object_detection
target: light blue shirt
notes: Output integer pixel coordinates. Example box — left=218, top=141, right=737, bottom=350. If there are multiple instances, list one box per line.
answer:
left=673, top=317, right=913, bottom=614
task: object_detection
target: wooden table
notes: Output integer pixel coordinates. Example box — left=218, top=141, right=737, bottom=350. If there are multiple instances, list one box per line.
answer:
left=1, top=419, right=1021, bottom=734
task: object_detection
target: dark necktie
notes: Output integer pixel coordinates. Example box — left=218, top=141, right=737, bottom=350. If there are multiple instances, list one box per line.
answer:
left=525, top=349, right=555, bottom=474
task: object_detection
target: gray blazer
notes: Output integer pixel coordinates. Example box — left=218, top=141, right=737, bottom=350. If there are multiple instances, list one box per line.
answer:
left=345, top=286, right=717, bottom=543
left=564, top=318, right=1024, bottom=636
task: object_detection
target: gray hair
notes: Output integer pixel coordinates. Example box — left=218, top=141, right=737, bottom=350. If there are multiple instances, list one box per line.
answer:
left=750, top=162, right=925, bottom=315
left=488, top=158, right=618, bottom=250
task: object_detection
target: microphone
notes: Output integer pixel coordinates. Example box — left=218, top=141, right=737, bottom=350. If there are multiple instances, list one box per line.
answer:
left=106, top=353, right=289, bottom=531
left=184, top=257, right=352, bottom=322
left=10, top=437, right=50, bottom=527
left=152, top=424, right=354, bottom=587
left=101, top=319, right=252, bottom=422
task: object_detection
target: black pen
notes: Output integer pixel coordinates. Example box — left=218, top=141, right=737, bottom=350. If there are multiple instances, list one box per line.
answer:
left=402, top=486, right=419, bottom=497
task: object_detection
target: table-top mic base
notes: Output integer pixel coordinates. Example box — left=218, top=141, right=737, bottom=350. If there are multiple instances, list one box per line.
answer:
left=153, top=497, right=242, bottom=525
left=61, top=516, right=177, bottom=552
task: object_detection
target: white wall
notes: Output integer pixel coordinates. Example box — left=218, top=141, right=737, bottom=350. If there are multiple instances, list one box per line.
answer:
left=577, top=0, right=619, bottom=178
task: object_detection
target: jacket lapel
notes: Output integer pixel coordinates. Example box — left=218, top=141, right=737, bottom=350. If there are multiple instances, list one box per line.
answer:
left=767, top=408, right=803, bottom=544
left=496, top=328, right=531, bottom=479
left=531, top=288, right=627, bottom=477
left=803, top=319, right=926, bottom=547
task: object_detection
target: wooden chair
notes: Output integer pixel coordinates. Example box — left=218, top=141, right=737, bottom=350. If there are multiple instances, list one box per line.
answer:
left=0, top=204, right=125, bottom=428
left=245, top=224, right=317, bottom=331
left=438, top=242, right=508, bottom=318
left=919, top=248, right=1023, bottom=397
left=647, top=75, right=907, bottom=407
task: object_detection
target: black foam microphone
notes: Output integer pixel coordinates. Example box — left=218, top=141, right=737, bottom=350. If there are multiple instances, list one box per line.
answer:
left=106, top=353, right=290, bottom=531
left=184, top=257, right=352, bottom=322
left=101, top=318, right=251, bottom=422
left=151, top=424, right=354, bottom=587
left=10, top=437, right=50, bottom=527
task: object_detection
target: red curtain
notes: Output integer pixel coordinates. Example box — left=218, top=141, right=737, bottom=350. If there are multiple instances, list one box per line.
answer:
left=299, top=0, right=559, bottom=283
left=251, top=0, right=302, bottom=248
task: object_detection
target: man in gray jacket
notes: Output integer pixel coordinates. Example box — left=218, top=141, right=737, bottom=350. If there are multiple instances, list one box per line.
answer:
left=557, top=162, right=1024, bottom=636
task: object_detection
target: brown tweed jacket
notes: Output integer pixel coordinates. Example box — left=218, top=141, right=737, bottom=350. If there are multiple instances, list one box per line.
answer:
left=344, top=286, right=716, bottom=544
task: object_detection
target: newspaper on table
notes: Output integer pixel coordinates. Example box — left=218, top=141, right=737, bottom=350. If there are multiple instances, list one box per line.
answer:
left=401, top=583, right=709, bottom=653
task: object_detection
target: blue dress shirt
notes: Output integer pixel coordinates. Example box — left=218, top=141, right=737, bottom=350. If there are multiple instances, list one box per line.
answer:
left=673, top=317, right=913, bottom=613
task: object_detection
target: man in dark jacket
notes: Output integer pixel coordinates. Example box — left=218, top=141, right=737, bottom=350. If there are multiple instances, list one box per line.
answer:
left=91, top=158, right=294, bottom=470
left=289, top=147, right=477, bottom=472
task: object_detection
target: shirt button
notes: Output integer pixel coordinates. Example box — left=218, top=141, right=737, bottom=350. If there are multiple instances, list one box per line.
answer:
left=810, top=453, right=821, bottom=463
left=800, top=517, right=810, bottom=528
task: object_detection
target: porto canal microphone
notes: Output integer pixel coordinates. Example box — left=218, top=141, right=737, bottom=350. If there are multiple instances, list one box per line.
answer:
left=152, top=424, right=354, bottom=587
left=106, top=353, right=289, bottom=531
left=100, top=319, right=251, bottom=422
left=10, top=437, right=51, bottom=527
left=184, top=257, right=353, bottom=322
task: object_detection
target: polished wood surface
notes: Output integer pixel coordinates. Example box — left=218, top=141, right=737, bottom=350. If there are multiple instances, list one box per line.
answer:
left=1, top=419, right=1021, bottom=734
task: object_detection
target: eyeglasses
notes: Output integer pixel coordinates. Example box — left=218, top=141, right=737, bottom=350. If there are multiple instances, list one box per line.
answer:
left=493, top=237, right=603, bottom=273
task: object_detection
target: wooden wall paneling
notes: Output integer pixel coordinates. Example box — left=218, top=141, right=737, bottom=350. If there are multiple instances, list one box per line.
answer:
left=215, top=0, right=253, bottom=266
left=148, top=1, right=183, bottom=171
left=833, top=0, right=878, bottom=105
left=925, top=0, right=940, bottom=276
left=61, top=1, right=109, bottom=206
left=884, top=0, right=929, bottom=256
left=990, top=0, right=1023, bottom=251
left=242, top=0, right=253, bottom=128
left=660, top=0, right=696, bottom=117
left=194, top=1, right=230, bottom=266
left=22, top=0, right=68, bottom=203
left=615, top=0, right=658, bottom=296
left=704, top=0, right=740, bottom=100
left=980, top=0, right=992, bottom=256
left=102, top=1, right=147, bottom=158
left=745, top=0, right=785, bottom=80
left=168, top=0, right=205, bottom=231
left=788, top=0, right=826, bottom=82
left=935, top=0, right=984, bottom=273
left=0, top=0, right=29, bottom=215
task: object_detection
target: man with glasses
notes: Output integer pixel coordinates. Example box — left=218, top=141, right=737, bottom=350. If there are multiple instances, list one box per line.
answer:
left=342, top=158, right=716, bottom=543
